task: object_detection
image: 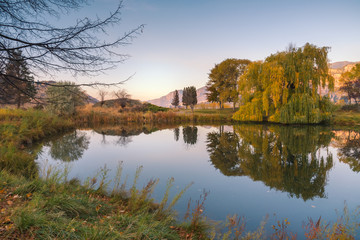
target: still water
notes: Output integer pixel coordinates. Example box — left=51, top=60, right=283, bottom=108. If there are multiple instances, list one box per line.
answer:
left=36, top=124, right=360, bottom=236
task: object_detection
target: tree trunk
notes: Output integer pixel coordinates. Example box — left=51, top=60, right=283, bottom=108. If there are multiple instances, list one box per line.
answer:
left=16, top=94, right=21, bottom=109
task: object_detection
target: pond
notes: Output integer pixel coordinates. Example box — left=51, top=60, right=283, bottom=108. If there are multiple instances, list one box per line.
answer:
left=35, top=124, right=360, bottom=237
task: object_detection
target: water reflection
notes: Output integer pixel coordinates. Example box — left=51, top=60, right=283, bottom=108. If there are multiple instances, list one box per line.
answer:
left=47, top=130, right=90, bottom=162
left=336, top=130, right=360, bottom=172
left=93, top=124, right=179, bottom=147
left=207, top=125, right=334, bottom=201
left=183, top=126, right=198, bottom=145
left=174, top=128, right=180, bottom=142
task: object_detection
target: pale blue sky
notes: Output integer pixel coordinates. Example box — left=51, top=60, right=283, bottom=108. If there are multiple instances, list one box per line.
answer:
left=57, top=0, right=360, bottom=100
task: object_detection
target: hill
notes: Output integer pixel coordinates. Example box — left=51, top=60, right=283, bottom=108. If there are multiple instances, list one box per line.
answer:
left=93, top=98, right=168, bottom=112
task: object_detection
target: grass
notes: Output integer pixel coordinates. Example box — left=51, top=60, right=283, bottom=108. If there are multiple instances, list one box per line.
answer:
left=75, top=105, right=234, bottom=126
left=0, top=168, right=185, bottom=239
left=332, top=110, right=360, bottom=128
left=0, top=108, right=74, bottom=177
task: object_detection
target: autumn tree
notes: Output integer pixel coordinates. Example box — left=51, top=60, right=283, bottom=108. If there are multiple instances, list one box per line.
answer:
left=233, top=43, right=334, bottom=124
left=182, top=86, right=197, bottom=111
left=0, top=0, right=144, bottom=102
left=46, top=81, right=87, bottom=115
left=0, top=50, right=36, bottom=107
left=207, top=58, right=251, bottom=109
left=171, top=90, right=180, bottom=108
left=339, top=64, right=360, bottom=104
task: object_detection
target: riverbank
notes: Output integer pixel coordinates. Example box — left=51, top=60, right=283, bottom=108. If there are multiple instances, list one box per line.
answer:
left=1, top=108, right=360, bottom=239
left=75, top=105, right=234, bottom=126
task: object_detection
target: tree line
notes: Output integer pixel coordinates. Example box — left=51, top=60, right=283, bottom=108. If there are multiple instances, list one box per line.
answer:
left=171, top=86, right=197, bottom=111
left=204, top=43, right=359, bottom=124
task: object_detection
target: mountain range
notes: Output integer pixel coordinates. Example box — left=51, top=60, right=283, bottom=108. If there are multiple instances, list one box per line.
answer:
left=147, top=61, right=359, bottom=108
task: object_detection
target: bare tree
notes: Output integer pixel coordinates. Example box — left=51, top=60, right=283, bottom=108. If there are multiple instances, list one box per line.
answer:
left=0, top=0, right=144, bottom=104
left=98, top=90, right=108, bottom=107
left=113, top=89, right=131, bottom=99
left=113, top=89, right=130, bottom=108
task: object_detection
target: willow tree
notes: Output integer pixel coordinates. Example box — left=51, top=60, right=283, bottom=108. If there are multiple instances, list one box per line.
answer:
left=233, top=43, right=334, bottom=124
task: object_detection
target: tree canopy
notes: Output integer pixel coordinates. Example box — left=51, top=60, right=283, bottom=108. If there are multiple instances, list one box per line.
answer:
left=182, top=86, right=197, bottom=111
left=0, top=50, right=36, bottom=107
left=46, top=81, right=87, bottom=115
left=171, top=90, right=180, bottom=108
left=339, top=63, right=360, bottom=104
left=233, top=43, right=334, bottom=124
left=207, top=58, right=251, bottom=109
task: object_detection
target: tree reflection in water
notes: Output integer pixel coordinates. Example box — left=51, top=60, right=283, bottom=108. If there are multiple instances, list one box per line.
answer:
left=48, top=130, right=90, bottom=162
left=183, top=126, right=198, bottom=145
left=174, top=127, right=180, bottom=142
left=337, top=130, right=360, bottom=172
left=206, top=124, right=334, bottom=201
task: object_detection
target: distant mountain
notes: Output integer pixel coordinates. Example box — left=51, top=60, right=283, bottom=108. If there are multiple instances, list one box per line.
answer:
left=147, top=61, right=359, bottom=107
left=329, top=61, right=358, bottom=69
left=147, top=86, right=208, bottom=108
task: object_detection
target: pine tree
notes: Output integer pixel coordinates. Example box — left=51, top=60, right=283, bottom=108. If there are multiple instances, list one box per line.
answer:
left=171, top=90, right=180, bottom=108
left=182, top=86, right=197, bottom=111
left=0, top=50, right=36, bottom=107
left=182, top=87, right=189, bottom=109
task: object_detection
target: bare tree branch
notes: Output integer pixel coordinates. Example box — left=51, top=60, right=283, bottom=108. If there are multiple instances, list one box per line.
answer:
left=0, top=0, right=143, bottom=104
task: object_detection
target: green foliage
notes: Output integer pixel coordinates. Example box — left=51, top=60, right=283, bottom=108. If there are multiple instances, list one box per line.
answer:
left=182, top=86, right=197, bottom=111
left=0, top=50, right=36, bottom=108
left=277, top=93, right=333, bottom=124
left=339, top=63, right=360, bottom=104
left=142, top=103, right=169, bottom=112
left=233, top=43, right=334, bottom=124
left=171, top=90, right=180, bottom=108
left=207, top=58, right=251, bottom=109
left=46, top=81, right=87, bottom=115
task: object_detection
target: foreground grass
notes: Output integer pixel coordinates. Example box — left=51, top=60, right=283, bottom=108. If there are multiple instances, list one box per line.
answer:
left=0, top=169, right=187, bottom=239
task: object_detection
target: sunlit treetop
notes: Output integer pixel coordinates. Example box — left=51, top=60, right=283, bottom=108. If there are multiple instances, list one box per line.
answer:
left=233, top=43, right=335, bottom=124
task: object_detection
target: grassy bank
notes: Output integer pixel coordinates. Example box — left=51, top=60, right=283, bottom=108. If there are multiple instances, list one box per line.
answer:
left=75, top=105, right=233, bottom=126
left=0, top=109, right=74, bottom=177
left=332, top=111, right=360, bottom=128
left=0, top=167, right=195, bottom=239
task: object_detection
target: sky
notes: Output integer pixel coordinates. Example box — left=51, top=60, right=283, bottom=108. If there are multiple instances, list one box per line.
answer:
left=53, top=0, right=360, bottom=101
